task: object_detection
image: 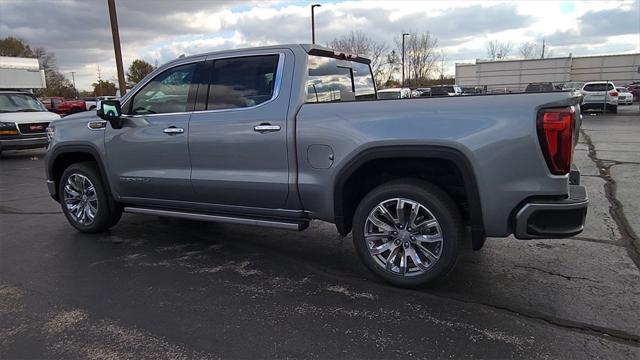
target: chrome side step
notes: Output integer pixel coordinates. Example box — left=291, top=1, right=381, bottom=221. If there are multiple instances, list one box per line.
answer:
left=124, top=207, right=309, bottom=231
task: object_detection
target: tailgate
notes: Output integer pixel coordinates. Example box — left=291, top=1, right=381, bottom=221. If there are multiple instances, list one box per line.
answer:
left=584, top=91, right=607, bottom=102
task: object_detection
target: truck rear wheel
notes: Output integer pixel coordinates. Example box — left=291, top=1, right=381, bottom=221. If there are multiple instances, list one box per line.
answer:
left=59, top=162, right=121, bottom=233
left=352, top=179, right=462, bottom=287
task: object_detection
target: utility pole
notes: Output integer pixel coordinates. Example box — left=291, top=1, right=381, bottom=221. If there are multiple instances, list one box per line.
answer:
left=541, top=39, right=545, bottom=59
left=70, top=71, right=77, bottom=98
left=402, top=33, right=409, bottom=87
left=311, top=4, right=321, bottom=44
left=107, top=0, right=127, bottom=96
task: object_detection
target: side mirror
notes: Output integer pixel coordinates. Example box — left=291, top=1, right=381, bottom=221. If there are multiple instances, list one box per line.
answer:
left=97, top=100, right=123, bottom=129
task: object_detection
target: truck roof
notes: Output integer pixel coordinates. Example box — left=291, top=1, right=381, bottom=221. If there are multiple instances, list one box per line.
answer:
left=165, top=44, right=371, bottom=66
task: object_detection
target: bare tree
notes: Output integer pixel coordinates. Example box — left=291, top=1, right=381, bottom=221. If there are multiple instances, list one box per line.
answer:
left=486, top=39, right=513, bottom=60
left=519, top=42, right=537, bottom=59
left=395, top=31, right=439, bottom=84
left=329, top=31, right=388, bottom=85
left=383, top=50, right=401, bottom=85
left=519, top=41, right=554, bottom=59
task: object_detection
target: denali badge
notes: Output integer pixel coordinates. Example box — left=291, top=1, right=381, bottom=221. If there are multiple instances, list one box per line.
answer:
left=119, top=176, right=150, bottom=183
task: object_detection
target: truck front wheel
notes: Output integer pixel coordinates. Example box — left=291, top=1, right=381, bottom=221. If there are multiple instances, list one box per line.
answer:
left=352, top=179, right=462, bottom=287
left=59, top=162, right=121, bottom=233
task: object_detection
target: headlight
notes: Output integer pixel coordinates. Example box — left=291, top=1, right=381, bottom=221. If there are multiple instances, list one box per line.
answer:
left=0, top=121, right=18, bottom=135
left=46, top=126, right=55, bottom=142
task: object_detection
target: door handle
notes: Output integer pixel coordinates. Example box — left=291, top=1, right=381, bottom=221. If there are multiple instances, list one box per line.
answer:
left=253, top=123, right=281, bottom=133
left=163, top=127, right=184, bottom=134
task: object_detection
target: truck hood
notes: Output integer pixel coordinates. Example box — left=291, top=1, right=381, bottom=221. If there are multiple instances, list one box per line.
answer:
left=0, top=111, right=61, bottom=124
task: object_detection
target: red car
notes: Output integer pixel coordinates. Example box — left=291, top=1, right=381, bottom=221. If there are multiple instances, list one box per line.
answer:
left=41, top=97, right=86, bottom=115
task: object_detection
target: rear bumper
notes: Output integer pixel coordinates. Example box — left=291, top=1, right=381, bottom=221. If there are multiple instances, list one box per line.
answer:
left=581, top=102, right=617, bottom=110
left=0, top=135, right=48, bottom=151
left=513, top=179, right=588, bottom=240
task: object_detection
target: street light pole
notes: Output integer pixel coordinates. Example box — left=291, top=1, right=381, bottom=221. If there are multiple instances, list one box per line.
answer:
left=311, top=4, right=321, bottom=44
left=107, top=0, right=127, bottom=97
left=402, top=33, right=409, bottom=87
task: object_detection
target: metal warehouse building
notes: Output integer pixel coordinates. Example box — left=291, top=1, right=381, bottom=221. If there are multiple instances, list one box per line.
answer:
left=455, top=53, right=640, bottom=92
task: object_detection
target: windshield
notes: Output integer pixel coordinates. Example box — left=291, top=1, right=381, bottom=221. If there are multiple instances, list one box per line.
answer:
left=0, top=93, right=47, bottom=113
left=377, top=91, right=401, bottom=99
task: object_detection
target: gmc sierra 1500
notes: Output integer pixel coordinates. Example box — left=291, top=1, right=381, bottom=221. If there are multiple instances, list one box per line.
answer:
left=45, top=44, right=588, bottom=287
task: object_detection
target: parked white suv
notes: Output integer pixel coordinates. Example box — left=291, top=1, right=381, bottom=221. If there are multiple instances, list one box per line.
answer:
left=377, top=88, right=412, bottom=99
left=616, top=87, right=633, bottom=105
left=580, top=81, right=618, bottom=113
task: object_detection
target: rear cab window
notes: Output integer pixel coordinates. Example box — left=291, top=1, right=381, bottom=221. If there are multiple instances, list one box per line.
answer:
left=306, top=55, right=375, bottom=103
left=583, top=83, right=614, bottom=92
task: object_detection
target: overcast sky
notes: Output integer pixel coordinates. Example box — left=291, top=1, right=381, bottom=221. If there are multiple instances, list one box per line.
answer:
left=1, top=0, right=638, bottom=90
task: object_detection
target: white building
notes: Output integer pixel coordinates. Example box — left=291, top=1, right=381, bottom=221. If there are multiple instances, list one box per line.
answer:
left=0, top=56, right=46, bottom=91
left=455, top=53, right=640, bottom=92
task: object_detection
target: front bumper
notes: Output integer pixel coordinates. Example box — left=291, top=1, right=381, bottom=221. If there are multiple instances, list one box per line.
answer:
left=0, top=135, right=49, bottom=151
left=513, top=171, right=588, bottom=240
left=47, top=179, right=57, bottom=201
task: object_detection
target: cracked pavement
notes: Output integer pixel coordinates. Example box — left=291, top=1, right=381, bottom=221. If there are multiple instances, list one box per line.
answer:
left=1, top=105, right=639, bottom=359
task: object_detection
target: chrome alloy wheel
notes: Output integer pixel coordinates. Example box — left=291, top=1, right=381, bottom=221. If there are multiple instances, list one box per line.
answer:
left=63, top=173, right=98, bottom=225
left=364, top=198, right=443, bottom=276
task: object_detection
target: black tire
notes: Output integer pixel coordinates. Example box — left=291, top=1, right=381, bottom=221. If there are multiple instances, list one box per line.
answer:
left=609, top=105, right=618, bottom=114
left=59, top=162, right=122, bottom=233
left=352, top=179, right=462, bottom=288
left=89, top=106, right=96, bottom=111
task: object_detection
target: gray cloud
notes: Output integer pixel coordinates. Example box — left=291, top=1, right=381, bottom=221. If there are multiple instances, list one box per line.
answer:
left=541, top=2, right=639, bottom=50
left=1, top=0, right=637, bottom=89
left=579, top=3, right=640, bottom=37
left=0, top=0, right=238, bottom=79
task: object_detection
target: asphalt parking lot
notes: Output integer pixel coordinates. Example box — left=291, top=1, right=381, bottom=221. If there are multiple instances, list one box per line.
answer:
left=1, top=105, right=639, bottom=359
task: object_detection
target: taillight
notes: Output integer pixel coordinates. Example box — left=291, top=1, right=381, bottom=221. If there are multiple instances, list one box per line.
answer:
left=537, top=107, right=575, bottom=175
left=610, top=91, right=619, bottom=97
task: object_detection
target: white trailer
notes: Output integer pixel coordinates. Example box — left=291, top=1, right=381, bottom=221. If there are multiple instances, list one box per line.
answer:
left=0, top=56, right=46, bottom=91
left=455, top=53, right=640, bottom=92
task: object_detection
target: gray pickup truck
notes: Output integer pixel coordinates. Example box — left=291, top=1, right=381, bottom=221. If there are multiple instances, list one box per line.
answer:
left=45, top=44, right=588, bottom=287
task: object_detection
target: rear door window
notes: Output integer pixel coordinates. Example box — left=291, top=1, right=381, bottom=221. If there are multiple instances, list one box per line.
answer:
left=207, top=55, right=280, bottom=110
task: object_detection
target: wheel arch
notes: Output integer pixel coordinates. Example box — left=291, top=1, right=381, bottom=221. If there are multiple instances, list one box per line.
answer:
left=48, top=145, right=115, bottom=204
left=333, top=145, right=486, bottom=250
